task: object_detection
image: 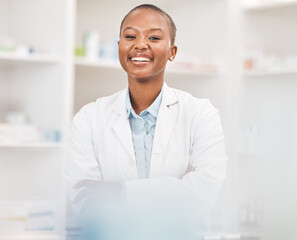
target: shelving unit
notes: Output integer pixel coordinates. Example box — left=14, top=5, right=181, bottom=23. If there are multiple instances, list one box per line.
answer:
left=0, top=0, right=72, bottom=239
left=236, top=1, right=297, bottom=237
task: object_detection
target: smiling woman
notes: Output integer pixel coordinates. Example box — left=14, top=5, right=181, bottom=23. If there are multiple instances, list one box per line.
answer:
left=65, top=4, right=227, bottom=239
left=118, top=6, right=178, bottom=114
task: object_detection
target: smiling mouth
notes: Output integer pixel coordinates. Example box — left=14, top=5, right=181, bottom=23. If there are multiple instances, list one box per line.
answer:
left=128, top=53, right=153, bottom=64
left=130, top=57, right=151, bottom=62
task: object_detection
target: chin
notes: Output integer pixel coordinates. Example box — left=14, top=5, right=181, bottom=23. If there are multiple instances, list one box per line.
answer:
left=128, top=70, right=153, bottom=81
left=128, top=69, right=165, bottom=83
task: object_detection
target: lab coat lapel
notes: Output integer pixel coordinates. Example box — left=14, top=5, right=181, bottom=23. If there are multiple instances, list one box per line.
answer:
left=111, top=90, right=136, bottom=162
left=150, top=83, right=179, bottom=178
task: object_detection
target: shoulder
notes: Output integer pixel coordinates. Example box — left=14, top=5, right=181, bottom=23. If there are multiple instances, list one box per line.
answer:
left=167, top=86, right=223, bottom=139
left=72, top=89, right=125, bottom=122
left=168, top=86, right=218, bottom=117
left=95, top=89, right=125, bottom=106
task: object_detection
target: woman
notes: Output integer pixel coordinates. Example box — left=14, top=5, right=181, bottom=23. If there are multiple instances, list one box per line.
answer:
left=65, top=4, right=227, bottom=231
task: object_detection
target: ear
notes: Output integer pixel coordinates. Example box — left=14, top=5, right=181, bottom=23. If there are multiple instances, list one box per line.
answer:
left=168, top=45, right=177, bottom=61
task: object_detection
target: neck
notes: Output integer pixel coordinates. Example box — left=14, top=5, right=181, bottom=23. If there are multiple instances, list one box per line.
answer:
left=128, top=76, right=164, bottom=115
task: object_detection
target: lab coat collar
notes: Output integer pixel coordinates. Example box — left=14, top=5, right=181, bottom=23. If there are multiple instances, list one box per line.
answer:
left=112, top=82, right=177, bottom=116
left=162, top=82, right=179, bottom=108
left=125, top=85, right=164, bottom=119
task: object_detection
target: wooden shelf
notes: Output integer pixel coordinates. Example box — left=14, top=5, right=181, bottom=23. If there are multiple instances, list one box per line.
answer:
left=0, top=52, right=61, bottom=65
left=243, top=68, right=297, bottom=76
left=243, top=0, right=297, bottom=11
left=75, top=57, right=220, bottom=77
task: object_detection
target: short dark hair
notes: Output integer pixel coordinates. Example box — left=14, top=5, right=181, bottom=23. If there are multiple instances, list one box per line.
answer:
left=120, top=4, right=177, bottom=45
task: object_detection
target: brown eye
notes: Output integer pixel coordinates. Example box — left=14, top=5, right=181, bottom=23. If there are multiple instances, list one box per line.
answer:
left=149, top=36, right=161, bottom=40
left=125, top=35, right=136, bottom=39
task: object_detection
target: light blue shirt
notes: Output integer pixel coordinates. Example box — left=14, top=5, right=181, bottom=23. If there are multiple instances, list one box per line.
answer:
left=126, top=87, right=163, bottom=178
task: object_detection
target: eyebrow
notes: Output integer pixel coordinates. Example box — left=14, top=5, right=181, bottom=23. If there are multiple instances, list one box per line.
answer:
left=123, top=27, right=164, bottom=34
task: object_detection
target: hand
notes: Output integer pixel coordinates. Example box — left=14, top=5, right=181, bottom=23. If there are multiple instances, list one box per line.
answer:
left=185, top=164, right=195, bottom=175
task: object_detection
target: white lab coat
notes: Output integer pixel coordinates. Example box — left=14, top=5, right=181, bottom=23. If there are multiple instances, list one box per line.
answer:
left=65, top=82, right=227, bottom=216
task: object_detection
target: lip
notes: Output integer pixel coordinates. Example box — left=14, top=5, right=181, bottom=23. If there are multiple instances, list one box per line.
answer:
left=128, top=52, right=153, bottom=60
left=128, top=52, right=153, bottom=66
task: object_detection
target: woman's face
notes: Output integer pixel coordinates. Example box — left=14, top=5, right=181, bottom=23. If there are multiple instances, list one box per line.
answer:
left=118, top=8, right=177, bottom=82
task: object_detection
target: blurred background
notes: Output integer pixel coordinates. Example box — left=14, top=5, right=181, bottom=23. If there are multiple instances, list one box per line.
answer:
left=0, top=0, right=296, bottom=239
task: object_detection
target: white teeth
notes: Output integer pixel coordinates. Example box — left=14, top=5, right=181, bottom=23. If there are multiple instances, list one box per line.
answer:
left=131, top=57, right=150, bottom=62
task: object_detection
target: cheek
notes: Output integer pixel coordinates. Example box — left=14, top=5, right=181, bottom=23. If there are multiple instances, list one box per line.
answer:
left=118, top=42, right=129, bottom=57
left=118, top=45, right=124, bottom=57
left=118, top=42, right=131, bottom=71
left=154, top=45, right=170, bottom=62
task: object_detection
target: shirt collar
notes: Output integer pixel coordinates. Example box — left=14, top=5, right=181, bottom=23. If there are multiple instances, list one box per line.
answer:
left=126, top=85, right=163, bottom=119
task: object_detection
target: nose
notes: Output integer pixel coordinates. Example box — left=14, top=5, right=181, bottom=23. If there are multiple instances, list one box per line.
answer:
left=134, top=36, right=148, bottom=50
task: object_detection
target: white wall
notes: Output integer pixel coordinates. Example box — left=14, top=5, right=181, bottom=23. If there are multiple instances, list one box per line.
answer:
left=9, top=0, right=65, bottom=54
left=74, top=66, right=127, bottom=112
left=0, top=0, right=9, bottom=36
